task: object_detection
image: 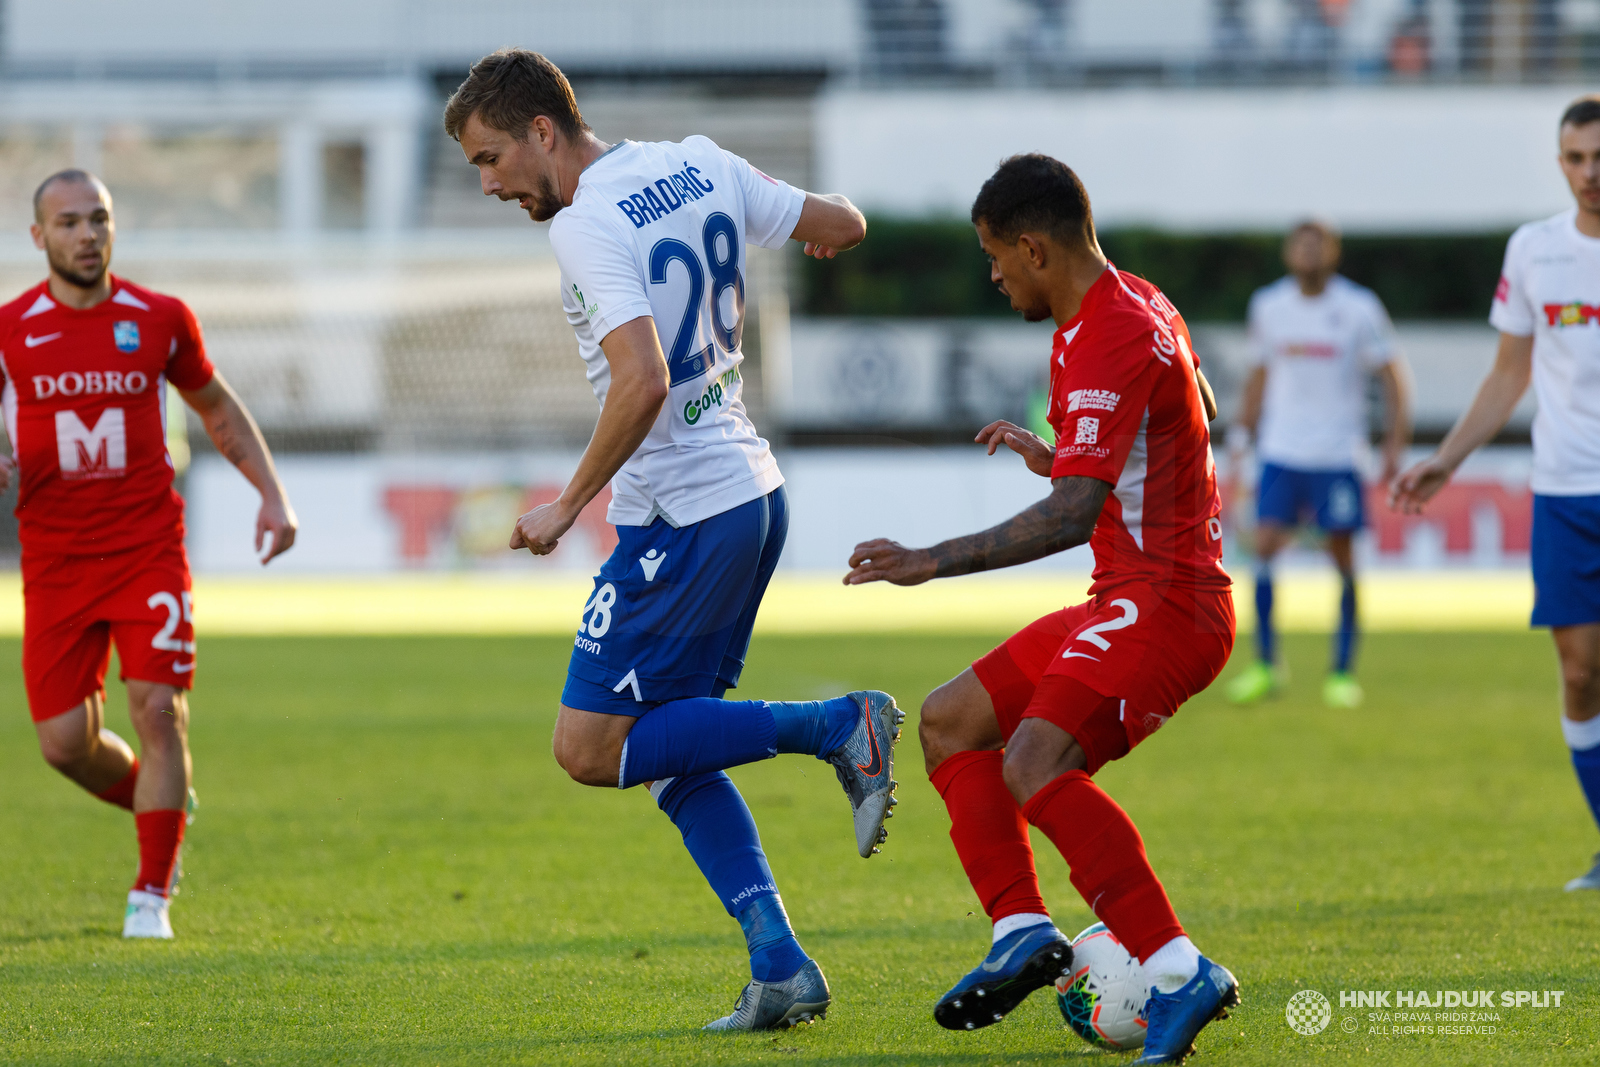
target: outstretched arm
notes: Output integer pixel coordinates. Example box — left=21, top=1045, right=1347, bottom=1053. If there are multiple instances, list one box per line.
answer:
left=1375, top=358, right=1414, bottom=487
left=180, top=371, right=297, bottom=564
left=844, top=475, right=1111, bottom=586
left=1390, top=332, right=1531, bottom=513
left=511, top=316, right=668, bottom=554
left=791, top=192, right=866, bottom=260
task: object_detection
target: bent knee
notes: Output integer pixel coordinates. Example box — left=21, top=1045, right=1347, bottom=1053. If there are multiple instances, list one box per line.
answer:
left=39, top=734, right=90, bottom=771
left=129, top=688, right=183, bottom=727
left=1000, top=731, right=1088, bottom=806
left=918, top=680, right=970, bottom=742
left=918, top=689, right=959, bottom=762
left=552, top=741, right=621, bottom=788
left=1000, top=746, right=1053, bottom=807
left=1562, top=660, right=1600, bottom=696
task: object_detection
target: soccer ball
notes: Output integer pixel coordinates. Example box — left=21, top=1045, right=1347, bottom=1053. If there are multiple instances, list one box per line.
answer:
left=1055, top=922, right=1150, bottom=1050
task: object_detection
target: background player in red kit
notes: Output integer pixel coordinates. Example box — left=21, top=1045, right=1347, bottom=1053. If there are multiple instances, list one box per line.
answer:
left=845, top=155, right=1237, bottom=1064
left=2, top=170, right=297, bottom=938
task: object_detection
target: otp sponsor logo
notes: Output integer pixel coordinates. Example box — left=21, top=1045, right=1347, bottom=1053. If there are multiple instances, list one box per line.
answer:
left=1543, top=302, right=1600, bottom=327
left=33, top=370, right=149, bottom=399
left=1067, top=388, right=1120, bottom=413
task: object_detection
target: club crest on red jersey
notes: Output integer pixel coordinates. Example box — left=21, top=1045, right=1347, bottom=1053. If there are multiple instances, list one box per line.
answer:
left=113, top=320, right=140, bottom=352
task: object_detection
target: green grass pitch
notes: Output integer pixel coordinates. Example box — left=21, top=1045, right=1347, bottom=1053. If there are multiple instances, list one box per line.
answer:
left=1, top=630, right=1597, bottom=1065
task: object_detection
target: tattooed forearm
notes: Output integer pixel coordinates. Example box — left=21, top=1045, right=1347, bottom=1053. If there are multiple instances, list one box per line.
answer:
left=204, top=407, right=253, bottom=467
left=928, top=475, right=1111, bottom=578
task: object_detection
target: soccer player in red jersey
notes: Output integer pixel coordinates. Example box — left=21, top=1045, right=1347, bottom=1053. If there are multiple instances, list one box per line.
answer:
left=2, top=170, right=297, bottom=938
left=846, top=155, right=1238, bottom=1063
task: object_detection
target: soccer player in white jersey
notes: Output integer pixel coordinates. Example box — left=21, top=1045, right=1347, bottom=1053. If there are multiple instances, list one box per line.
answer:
left=1395, top=95, right=1600, bottom=892
left=445, top=49, right=902, bottom=1030
left=1227, top=221, right=1412, bottom=709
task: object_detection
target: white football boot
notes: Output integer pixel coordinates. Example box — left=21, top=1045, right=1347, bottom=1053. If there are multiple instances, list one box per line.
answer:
left=123, top=889, right=174, bottom=939
left=1565, top=852, right=1600, bottom=892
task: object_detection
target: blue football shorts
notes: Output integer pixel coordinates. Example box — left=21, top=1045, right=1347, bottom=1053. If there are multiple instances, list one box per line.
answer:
left=560, top=485, right=788, bottom=715
left=1257, top=462, right=1365, bottom=533
left=1531, top=493, right=1600, bottom=628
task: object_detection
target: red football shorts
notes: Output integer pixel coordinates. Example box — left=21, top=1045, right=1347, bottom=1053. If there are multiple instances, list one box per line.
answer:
left=22, top=540, right=196, bottom=722
left=973, top=582, right=1234, bottom=775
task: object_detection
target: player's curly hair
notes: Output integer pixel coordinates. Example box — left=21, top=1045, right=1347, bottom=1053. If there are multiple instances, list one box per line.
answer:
left=970, top=153, right=1095, bottom=248
left=444, top=48, right=590, bottom=143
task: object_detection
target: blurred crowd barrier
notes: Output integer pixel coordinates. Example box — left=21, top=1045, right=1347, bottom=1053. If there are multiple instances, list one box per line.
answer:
left=185, top=445, right=1534, bottom=575
left=7, top=0, right=1598, bottom=88
left=0, top=236, right=787, bottom=454
left=783, top=318, right=1528, bottom=440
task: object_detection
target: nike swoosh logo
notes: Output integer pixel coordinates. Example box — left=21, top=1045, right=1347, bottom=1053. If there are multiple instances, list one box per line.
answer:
left=1061, top=651, right=1100, bottom=661
left=855, top=703, right=883, bottom=778
left=24, top=332, right=62, bottom=348
left=172, top=661, right=196, bottom=673
left=980, top=939, right=1030, bottom=973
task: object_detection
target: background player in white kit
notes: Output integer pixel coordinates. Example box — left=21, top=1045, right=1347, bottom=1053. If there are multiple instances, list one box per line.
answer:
left=1395, top=96, right=1600, bottom=892
left=446, top=50, right=903, bottom=1031
left=1228, top=221, right=1412, bottom=709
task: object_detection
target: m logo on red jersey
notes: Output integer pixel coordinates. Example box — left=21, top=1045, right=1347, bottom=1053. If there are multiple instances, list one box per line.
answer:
left=55, top=408, right=127, bottom=480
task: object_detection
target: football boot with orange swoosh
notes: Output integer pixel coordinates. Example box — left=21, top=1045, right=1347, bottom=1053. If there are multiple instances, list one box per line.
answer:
left=826, top=690, right=903, bottom=857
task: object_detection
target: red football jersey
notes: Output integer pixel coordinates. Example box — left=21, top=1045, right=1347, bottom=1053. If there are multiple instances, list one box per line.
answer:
left=0, top=276, right=215, bottom=556
left=1048, top=264, right=1229, bottom=594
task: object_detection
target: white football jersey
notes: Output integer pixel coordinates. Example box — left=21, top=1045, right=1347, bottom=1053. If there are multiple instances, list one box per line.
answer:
left=1248, top=274, right=1398, bottom=471
left=549, top=137, right=803, bottom=526
left=1491, top=209, right=1600, bottom=496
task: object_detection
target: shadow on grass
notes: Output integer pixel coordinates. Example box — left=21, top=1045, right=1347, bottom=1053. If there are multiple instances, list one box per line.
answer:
left=0, top=925, right=119, bottom=947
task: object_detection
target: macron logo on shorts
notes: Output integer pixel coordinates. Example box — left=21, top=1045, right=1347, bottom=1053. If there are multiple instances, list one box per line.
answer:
left=1067, top=388, right=1119, bottom=413
left=639, top=549, right=667, bottom=582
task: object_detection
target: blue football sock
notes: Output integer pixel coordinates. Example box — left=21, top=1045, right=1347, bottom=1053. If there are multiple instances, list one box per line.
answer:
left=738, top=893, right=810, bottom=983
left=771, top=697, right=859, bottom=759
left=620, top=698, right=776, bottom=789
left=1254, top=563, right=1276, bottom=665
left=653, top=773, right=807, bottom=982
left=1564, top=718, right=1600, bottom=834
left=1334, top=571, right=1358, bottom=674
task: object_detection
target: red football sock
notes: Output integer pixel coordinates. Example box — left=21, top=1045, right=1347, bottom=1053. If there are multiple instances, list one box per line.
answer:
left=95, top=758, right=140, bottom=811
left=1022, top=769, right=1183, bottom=962
left=133, top=809, right=187, bottom=897
left=930, top=750, right=1048, bottom=921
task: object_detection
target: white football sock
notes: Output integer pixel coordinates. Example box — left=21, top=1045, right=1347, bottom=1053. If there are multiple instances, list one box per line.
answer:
left=992, top=912, right=1052, bottom=944
left=1562, top=714, right=1600, bottom=752
left=1144, top=935, right=1201, bottom=994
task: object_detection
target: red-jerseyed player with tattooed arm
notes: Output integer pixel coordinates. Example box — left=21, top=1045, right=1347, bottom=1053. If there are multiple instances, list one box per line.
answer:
left=0, top=170, right=296, bottom=938
left=845, top=155, right=1238, bottom=1064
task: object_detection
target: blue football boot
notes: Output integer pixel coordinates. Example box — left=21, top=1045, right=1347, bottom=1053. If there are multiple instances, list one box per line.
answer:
left=933, top=923, right=1073, bottom=1031
left=1134, top=956, right=1240, bottom=1064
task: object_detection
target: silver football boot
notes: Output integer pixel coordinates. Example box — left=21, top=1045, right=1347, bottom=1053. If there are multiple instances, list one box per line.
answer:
left=826, top=690, right=904, bottom=858
left=703, top=959, right=832, bottom=1031
left=1565, top=852, right=1600, bottom=891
